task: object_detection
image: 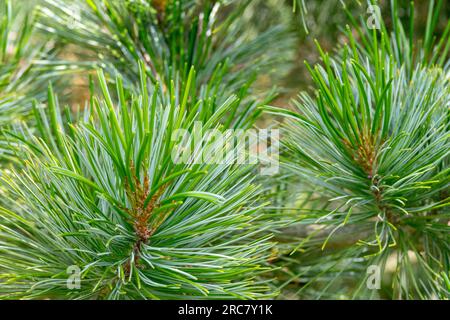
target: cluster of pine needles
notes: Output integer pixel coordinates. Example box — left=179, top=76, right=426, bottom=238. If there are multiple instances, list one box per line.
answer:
left=0, top=0, right=448, bottom=300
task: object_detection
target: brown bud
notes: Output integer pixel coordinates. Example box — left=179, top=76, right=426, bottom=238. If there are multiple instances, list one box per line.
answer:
left=152, top=0, right=167, bottom=13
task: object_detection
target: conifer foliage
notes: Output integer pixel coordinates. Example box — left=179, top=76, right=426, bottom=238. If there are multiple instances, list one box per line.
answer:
left=0, top=67, right=275, bottom=299
left=0, top=0, right=448, bottom=300
left=268, top=0, right=449, bottom=299
left=0, top=0, right=46, bottom=159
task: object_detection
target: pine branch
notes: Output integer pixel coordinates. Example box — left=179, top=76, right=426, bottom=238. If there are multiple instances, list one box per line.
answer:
left=35, top=0, right=295, bottom=126
left=267, top=0, right=450, bottom=299
left=0, top=67, right=277, bottom=299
